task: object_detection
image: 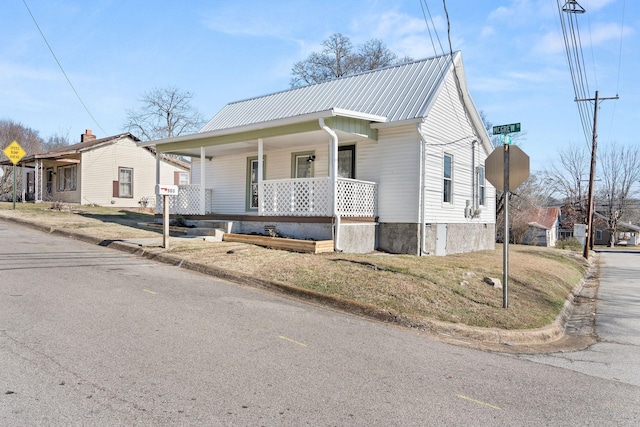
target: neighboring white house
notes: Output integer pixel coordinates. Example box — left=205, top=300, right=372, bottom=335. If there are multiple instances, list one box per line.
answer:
left=141, top=52, right=496, bottom=255
left=3, top=130, right=189, bottom=208
left=522, top=207, right=561, bottom=247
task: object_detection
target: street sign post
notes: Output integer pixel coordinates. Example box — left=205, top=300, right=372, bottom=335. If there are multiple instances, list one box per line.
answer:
left=2, top=141, right=27, bottom=210
left=484, top=126, right=529, bottom=309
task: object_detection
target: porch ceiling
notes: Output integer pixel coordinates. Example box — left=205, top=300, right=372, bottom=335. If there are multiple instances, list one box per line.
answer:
left=159, top=125, right=374, bottom=159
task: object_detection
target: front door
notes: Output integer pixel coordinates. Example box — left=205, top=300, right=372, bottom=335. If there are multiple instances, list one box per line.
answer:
left=45, top=168, right=54, bottom=198
left=338, top=145, right=355, bottom=179
left=247, top=157, right=265, bottom=211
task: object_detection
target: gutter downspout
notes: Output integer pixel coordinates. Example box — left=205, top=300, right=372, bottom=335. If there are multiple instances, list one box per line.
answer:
left=258, top=138, right=264, bottom=216
left=417, top=124, right=428, bottom=256
left=155, top=150, right=161, bottom=214
left=319, top=118, right=342, bottom=252
left=471, top=139, right=476, bottom=214
left=200, top=146, right=206, bottom=215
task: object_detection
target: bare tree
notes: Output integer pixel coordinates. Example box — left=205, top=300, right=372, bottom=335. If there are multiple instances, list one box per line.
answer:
left=290, top=33, right=411, bottom=88
left=495, top=173, right=551, bottom=243
left=543, top=144, right=589, bottom=201
left=42, top=132, right=71, bottom=152
left=1, top=119, right=44, bottom=200
left=354, top=39, right=398, bottom=71
left=596, top=142, right=640, bottom=247
left=124, top=86, right=205, bottom=141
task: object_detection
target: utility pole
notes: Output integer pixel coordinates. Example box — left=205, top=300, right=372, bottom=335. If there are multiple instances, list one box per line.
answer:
left=578, top=90, right=618, bottom=260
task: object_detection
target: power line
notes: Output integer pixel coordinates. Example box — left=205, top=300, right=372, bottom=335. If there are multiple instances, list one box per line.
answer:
left=22, top=0, right=107, bottom=136
left=557, top=0, right=594, bottom=148
left=615, top=0, right=626, bottom=96
left=419, top=0, right=445, bottom=56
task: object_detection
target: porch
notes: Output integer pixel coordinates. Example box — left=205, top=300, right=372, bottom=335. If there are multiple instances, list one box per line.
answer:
left=158, top=177, right=377, bottom=218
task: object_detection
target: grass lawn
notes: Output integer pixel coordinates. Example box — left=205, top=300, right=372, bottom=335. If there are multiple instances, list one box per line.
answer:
left=0, top=202, right=591, bottom=330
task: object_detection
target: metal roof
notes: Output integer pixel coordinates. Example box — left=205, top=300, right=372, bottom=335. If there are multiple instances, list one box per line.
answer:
left=201, top=52, right=458, bottom=132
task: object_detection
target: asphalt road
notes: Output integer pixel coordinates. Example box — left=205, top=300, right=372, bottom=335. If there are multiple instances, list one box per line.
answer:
left=1, top=220, right=639, bottom=426
left=519, top=250, right=640, bottom=387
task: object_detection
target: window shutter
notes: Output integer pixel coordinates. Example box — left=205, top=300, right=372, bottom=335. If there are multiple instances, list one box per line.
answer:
left=174, top=171, right=180, bottom=185
left=112, top=180, right=119, bottom=197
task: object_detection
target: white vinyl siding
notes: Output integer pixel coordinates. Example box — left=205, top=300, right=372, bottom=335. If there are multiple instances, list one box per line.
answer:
left=420, top=71, right=495, bottom=224
left=358, top=125, right=421, bottom=223
left=80, top=137, right=187, bottom=207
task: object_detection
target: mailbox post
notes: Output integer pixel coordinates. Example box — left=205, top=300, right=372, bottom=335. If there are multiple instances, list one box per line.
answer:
left=155, top=184, right=179, bottom=249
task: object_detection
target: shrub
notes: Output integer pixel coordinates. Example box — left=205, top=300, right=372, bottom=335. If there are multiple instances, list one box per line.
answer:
left=556, top=237, right=583, bottom=251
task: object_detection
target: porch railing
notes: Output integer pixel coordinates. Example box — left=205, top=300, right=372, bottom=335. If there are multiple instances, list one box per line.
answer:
left=260, top=177, right=377, bottom=217
left=336, top=178, right=377, bottom=217
left=156, top=185, right=213, bottom=215
left=160, top=179, right=377, bottom=217
left=261, top=177, right=332, bottom=216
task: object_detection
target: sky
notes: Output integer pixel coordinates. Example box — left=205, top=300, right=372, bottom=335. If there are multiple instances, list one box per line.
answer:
left=1, top=0, right=637, bottom=173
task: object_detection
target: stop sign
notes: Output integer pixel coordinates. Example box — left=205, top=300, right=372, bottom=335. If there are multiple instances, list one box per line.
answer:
left=485, top=145, right=530, bottom=191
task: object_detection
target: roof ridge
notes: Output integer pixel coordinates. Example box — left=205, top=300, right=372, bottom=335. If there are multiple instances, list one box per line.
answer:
left=225, top=52, right=457, bottom=106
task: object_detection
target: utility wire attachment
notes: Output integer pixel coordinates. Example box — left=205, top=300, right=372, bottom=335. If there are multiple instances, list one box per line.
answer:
left=562, top=0, right=586, bottom=14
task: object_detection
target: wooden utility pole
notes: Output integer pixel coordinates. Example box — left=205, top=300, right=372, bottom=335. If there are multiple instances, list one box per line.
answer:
left=578, top=91, right=618, bottom=260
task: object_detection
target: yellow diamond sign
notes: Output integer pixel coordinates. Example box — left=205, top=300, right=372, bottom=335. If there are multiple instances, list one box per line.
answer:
left=2, top=140, right=27, bottom=164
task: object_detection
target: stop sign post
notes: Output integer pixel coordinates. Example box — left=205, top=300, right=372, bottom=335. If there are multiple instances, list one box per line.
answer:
left=486, top=126, right=529, bottom=308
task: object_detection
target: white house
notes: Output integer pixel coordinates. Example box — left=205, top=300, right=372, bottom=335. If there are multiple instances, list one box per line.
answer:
left=141, top=52, right=496, bottom=255
left=4, top=130, right=189, bottom=208
left=522, top=207, right=562, bottom=247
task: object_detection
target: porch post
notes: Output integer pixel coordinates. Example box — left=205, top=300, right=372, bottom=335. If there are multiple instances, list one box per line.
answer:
left=155, top=150, right=161, bottom=185
left=34, top=159, right=39, bottom=202
left=38, top=160, right=44, bottom=202
left=258, top=138, right=263, bottom=215
left=21, top=164, right=26, bottom=202
left=200, top=146, right=206, bottom=215
left=155, top=150, right=161, bottom=214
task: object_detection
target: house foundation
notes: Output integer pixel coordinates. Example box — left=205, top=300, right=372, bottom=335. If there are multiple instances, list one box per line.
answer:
left=378, top=222, right=495, bottom=256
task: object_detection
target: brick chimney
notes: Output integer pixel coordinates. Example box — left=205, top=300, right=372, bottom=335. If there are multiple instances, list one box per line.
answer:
left=81, top=129, right=96, bottom=142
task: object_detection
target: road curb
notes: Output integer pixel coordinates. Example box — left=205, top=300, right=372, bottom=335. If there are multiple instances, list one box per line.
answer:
left=101, top=237, right=600, bottom=352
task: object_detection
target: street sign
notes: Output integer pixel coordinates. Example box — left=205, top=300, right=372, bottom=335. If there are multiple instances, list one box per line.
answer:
left=2, top=141, right=27, bottom=164
left=492, top=123, right=521, bottom=135
left=485, top=144, right=530, bottom=191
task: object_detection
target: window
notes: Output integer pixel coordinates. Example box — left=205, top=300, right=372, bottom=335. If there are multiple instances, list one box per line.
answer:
left=175, top=171, right=190, bottom=185
left=57, top=164, right=77, bottom=191
left=338, top=145, right=355, bottom=179
left=292, top=152, right=314, bottom=178
left=118, top=167, right=133, bottom=198
left=443, top=154, right=453, bottom=203
left=595, top=230, right=602, bottom=241
left=477, top=166, right=485, bottom=206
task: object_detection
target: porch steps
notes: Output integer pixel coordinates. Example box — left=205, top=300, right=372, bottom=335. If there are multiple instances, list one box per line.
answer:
left=139, top=222, right=225, bottom=241
left=223, top=233, right=334, bottom=254
left=189, top=220, right=233, bottom=233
